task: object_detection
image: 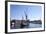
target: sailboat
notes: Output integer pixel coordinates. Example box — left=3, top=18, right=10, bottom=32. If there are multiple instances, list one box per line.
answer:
left=21, top=11, right=29, bottom=28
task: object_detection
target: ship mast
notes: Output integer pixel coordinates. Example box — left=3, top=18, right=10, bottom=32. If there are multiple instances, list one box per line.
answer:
left=24, top=8, right=28, bottom=20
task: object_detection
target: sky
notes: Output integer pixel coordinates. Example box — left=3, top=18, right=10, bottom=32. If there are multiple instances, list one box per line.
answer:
left=10, top=5, right=42, bottom=21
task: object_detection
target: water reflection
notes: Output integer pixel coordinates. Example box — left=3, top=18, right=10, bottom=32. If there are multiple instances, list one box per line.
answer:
left=28, top=23, right=42, bottom=28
